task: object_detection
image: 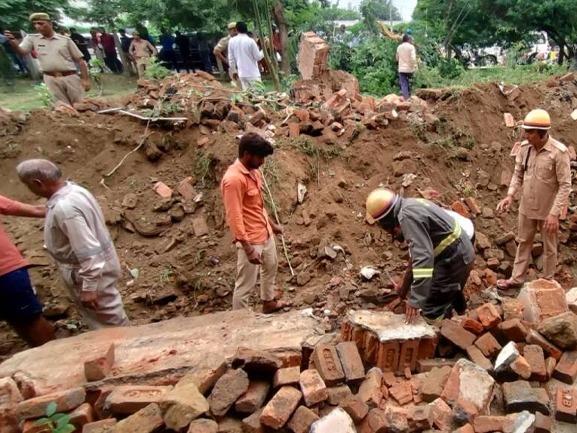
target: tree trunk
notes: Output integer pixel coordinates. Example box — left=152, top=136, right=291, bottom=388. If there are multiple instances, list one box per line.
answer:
left=558, top=41, right=565, bottom=65
left=272, top=1, right=289, bottom=74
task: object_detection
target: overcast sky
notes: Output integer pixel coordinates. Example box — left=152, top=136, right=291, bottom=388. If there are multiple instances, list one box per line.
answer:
left=337, top=0, right=417, bottom=21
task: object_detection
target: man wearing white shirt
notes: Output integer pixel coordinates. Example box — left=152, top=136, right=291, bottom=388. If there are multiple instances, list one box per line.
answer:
left=396, top=34, right=418, bottom=100
left=228, top=22, right=263, bottom=90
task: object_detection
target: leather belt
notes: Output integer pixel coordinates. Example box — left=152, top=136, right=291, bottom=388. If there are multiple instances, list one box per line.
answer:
left=43, top=70, right=77, bottom=77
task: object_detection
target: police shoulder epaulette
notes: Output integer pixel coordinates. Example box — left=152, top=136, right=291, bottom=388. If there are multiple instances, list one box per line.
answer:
left=551, top=139, right=568, bottom=152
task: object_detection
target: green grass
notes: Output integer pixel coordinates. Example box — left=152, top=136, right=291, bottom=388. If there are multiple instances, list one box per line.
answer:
left=0, top=74, right=138, bottom=111
left=415, top=64, right=568, bottom=90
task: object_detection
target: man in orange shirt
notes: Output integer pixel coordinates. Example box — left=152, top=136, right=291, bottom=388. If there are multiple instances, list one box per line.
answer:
left=0, top=194, right=55, bottom=346
left=221, top=133, right=287, bottom=313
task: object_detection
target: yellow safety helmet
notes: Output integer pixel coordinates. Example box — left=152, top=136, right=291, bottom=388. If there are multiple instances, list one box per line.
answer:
left=366, top=188, right=398, bottom=222
left=521, top=109, right=551, bottom=130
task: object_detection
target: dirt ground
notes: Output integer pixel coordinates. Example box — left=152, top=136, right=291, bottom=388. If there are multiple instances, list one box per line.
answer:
left=1, top=74, right=577, bottom=361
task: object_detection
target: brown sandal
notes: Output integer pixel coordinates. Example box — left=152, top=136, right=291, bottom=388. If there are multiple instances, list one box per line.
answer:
left=496, top=279, right=523, bottom=290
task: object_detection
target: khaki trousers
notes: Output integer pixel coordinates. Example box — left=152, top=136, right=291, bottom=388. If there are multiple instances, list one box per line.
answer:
left=44, top=74, right=84, bottom=106
left=511, top=213, right=558, bottom=283
left=233, top=237, right=277, bottom=309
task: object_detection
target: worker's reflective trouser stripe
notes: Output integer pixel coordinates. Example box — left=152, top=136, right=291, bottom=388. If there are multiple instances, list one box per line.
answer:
left=433, top=223, right=462, bottom=257
left=413, top=268, right=434, bottom=279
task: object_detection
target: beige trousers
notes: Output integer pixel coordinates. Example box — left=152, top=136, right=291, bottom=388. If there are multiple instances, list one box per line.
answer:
left=233, top=237, right=277, bottom=309
left=511, top=213, right=558, bottom=283
left=136, top=58, right=149, bottom=79
left=44, top=74, right=84, bottom=106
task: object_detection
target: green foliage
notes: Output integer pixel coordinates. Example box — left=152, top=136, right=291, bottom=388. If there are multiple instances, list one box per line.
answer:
left=35, top=402, right=75, bottom=433
left=143, top=58, right=171, bottom=80
left=0, top=0, right=70, bottom=30
left=360, top=0, right=401, bottom=33
left=437, top=58, right=464, bottom=79
left=35, top=83, right=53, bottom=107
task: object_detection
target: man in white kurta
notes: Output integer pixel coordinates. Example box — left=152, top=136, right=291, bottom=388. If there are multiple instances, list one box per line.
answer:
left=228, top=21, right=263, bottom=90
left=17, top=160, right=128, bottom=329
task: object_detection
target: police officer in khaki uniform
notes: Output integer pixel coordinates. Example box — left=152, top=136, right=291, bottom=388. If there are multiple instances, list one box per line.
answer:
left=5, top=13, right=91, bottom=106
left=496, top=109, right=572, bottom=290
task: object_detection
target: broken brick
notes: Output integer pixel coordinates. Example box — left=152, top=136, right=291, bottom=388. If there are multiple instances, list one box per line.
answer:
left=461, top=318, right=484, bottom=335
left=555, top=387, right=577, bottom=423
left=382, top=406, right=409, bottom=432
left=114, top=403, right=163, bottom=433
left=451, top=201, right=471, bottom=218
left=454, top=424, right=474, bottom=433
left=16, top=387, right=86, bottom=421
left=188, top=419, right=218, bottom=433
left=504, top=113, right=516, bottom=128
left=376, top=341, right=400, bottom=372
left=260, top=386, right=302, bottom=429
left=209, top=368, right=249, bottom=417
left=545, top=357, right=557, bottom=380
left=466, top=345, right=492, bottom=370
left=161, top=380, right=209, bottom=431
left=287, top=406, right=319, bottom=433
left=299, top=369, right=328, bottom=407
left=518, top=278, right=568, bottom=323
left=474, top=332, right=502, bottom=358
left=340, top=397, right=368, bottom=423
left=417, top=358, right=456, bottom=373
left=326, top=385, right=352, bottom=406
left=84, top=344, right=115, bottom=382
left=357, top=367, right=383, bottom=408
left=153, top=181, right=173, bottom=198
left=498, top=319, right=529, bottom=342
left=407, top=404, right=433, bottom=431
left=105, top=385, right=171, bottom=416
left=389, top=381, right=413, bottom=406
left=429, top=397, right=453, bottom=431
left=502, top=298, right=524, bottom=320
left=464, top=197, right=481, bottom=216
left=273, top=367, right=300, bottom=388
left=537, top=311, right=577, bottom=350
left=288, top=123, right=300, bottom=138
left=441, top=320, right=476, bottom=350
left=510, top=355, right=532, bottom=379
left=336, top=342, right=365, bottom=383
left=177, top=177, right=196, bottom=201
left=473, top=415, right=511, bottom=433
left=69, top=403, right=94, bottom=429
left=523, top=345, right=547, bottom=382
left=502, top=381, right=550, bottom=415
left=22, top=420, right=51, bottom=433
left=235, top=381, right=270, bottom=414
left=553, top=350, right=577, bottom=384
left=476, top=303, right=502, bottom=329
left=534, top=412, right=552, bottom=433
left=421, top=366, right=452, bottom=402
left=312, top=344, right=345, bottom=385
left=526, top=329, right=563, bottom=360
left=81, top=418, right=117, bottom=433
left=0, top=377, right=23, bottom=409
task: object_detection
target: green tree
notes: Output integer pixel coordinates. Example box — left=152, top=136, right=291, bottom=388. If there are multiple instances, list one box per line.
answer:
left=0, top=0, right=70, bottom=30
left=360, top=0, right=401, bottom=33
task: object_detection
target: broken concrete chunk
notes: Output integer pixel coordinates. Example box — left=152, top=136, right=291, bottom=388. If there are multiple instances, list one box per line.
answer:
left=502, top=381, right=550, bottom=415
left=310, top=407, right=356, bottom=433
left=160, top=381, right=209, bottom=430
left=208, top=368, right=249, bottom=417
left=495, top=341, right=520, bottom=373
left=537, top=311, right=577, bottom=350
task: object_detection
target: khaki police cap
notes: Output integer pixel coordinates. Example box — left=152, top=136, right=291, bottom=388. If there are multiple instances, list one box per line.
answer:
left=29, top=13, right=51, bottom=22
left=227, top=22, right=237, bottom=29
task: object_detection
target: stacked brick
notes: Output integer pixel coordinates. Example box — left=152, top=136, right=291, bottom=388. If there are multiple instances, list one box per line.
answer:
left=297, top=32, right=330, bottom=81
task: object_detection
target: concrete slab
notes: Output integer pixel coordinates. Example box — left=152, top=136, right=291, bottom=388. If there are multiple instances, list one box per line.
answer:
left=0, top=310, right=320, bottom=396
left=346, top=310, right=437, bottom=341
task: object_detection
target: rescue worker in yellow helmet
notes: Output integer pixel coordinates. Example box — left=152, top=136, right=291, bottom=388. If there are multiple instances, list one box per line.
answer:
left=366, top=189, right=475, bottom=324
left=496, top=109, right=571, bottom=291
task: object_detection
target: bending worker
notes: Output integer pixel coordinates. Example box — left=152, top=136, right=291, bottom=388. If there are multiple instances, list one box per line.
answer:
left=366, top=189, right=475, bottom=324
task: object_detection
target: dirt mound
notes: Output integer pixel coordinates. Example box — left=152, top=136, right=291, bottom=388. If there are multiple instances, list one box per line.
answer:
left=1, top=72, right=577, bottom=359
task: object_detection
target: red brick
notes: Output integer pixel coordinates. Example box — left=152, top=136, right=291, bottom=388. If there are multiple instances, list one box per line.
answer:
left=473, top=415, right=510, bottom=433
left=105, top=385, right=171, bottom=416
left=553, top=350, right=577, bottom=384
left=176, top=177, right=196, bottom=201
left=476, top=303, right=502, bottom=329
left=429, top=397, right=453, bottom=431
left=474, top=333, right=502, bottom=358
left=440, top=320, right=476, bottom=351
left=82, top=418, right=117, bottom=433
left=382, top=406, right=409, bottom=432
left=288, top=123, right=300, bottom=138
left=84, top=344, right=115, bottom=382
left=555, top=387, right=577, bottom=423
left=69, top=403, right=94, bottom=429
left=417, top=358, right=456, bottom=373
left=114, top=403, right=163, bottom=433
left=498, top=319, right=529, bottom=342
left=336, top=342, right=365, bottom=383
left=389, top=381, right=413, bottom=406
left=417, top=336, right=438, bottom=360
left=299, top=369, right=328, bottom=406
left=519, top=278, right=569, bottom=322
left=546, top=357, right=557, bottom=380
left=287, top=406, right=319, bottom=433
left=357, top=367, right=383, bottom=408
left=502, top=298, right=524, bottom=320
left=451, top=201, right=471, bottom=218
left=273, top=367, right=300, bottom=388
left=398, top=340, right=419, bottom=372
left=188, top=419, right=218, bottom=433
left=209, top=368, right=249, bottom=417
left=526, top=329, right=563, bottom=360
left=464, top=197, right=481, bottom=216
left=235, top=381, right=270, bottom=414
left=22, top=420, right=51, bottom=433
left=326, top=385, right=352, bottom=406
left=153, top=181, right=172, bottom=198
left=312, top=344, right=345, bottom=385
left=358, top=408, right=386, bottom=433
left=466, top=345, right=492, bottom=370
left=382, top=371, right=397, bottom=388
left=16, top=387, right=86, bottom=421
left=421, top=366, right=451, bottom=403
left=407, top=404, right=433, bottom=431
left=510, top=355, right=532, bottom=379
left=523, top=345, right=547, bottom=382
left=376, top=341, right=400, bottom=372
left=340, top=396, right=368, bottom=422
left=0, top=377, right=23, bottom=410
left=534, top=412, right=552, bottom=433
left=242, top=409, right=264, bottom=433
left=364, top=332, right=379, bottom=365
left=454, top=424, right=474, bottom=433
left=260, top=386, right=302, bottom=429
left=461, top=318, right=484, bottom=335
